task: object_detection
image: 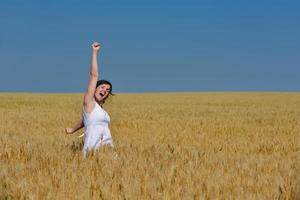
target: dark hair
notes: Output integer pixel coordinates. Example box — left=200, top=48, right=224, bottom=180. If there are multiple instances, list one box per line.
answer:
left=96, top=80, right=114, bottom=96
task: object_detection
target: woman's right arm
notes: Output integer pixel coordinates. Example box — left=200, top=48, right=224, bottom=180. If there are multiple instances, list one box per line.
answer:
left=65, top=120, right=84, bottom=134
left=83, top=42, right=101, bottom=113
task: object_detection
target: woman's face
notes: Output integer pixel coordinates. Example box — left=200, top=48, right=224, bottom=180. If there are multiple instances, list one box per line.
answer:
left=94, top=84, right=111, bottom=103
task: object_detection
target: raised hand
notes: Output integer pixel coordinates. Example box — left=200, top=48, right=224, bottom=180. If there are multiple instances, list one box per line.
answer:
left=92, top=42, right=101, bottom=52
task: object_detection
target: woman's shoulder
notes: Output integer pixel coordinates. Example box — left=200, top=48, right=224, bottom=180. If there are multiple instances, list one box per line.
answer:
left=83, top=100, right=97, bottom=114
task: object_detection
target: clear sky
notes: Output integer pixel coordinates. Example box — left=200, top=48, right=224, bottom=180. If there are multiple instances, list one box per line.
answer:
left=0, top=0, right=299, bottom=92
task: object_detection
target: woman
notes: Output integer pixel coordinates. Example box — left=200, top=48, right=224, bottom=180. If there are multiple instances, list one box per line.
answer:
left=66, top=42, right=114, bottom=156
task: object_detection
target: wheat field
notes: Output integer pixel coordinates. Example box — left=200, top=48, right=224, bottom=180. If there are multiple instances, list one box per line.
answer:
left=0, top=92, right=299, bottom=199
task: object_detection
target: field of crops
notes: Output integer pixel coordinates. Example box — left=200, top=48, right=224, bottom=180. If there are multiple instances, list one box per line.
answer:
left=1, top=92, right=299, bottom=199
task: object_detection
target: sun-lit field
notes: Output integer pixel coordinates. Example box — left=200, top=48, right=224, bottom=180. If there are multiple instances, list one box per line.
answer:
left=0, top=92, right=299, bottom=199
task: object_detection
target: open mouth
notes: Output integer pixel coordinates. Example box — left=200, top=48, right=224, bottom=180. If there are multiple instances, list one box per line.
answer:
left=99, top=92, right=104, bottom=97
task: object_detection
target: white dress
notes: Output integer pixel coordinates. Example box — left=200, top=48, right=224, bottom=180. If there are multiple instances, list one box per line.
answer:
left=82, top=102, right=114, bottom=154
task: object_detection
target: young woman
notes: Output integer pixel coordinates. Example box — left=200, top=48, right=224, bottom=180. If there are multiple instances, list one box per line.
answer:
left=66, top=42, right=114, bottom=156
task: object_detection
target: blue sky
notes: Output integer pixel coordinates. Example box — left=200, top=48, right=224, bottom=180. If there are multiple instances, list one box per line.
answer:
left=0, top=0, right=299, bottom=92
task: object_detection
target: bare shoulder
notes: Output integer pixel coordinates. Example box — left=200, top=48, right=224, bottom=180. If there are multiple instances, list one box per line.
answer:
left=83, top=95, right=96, bottom=113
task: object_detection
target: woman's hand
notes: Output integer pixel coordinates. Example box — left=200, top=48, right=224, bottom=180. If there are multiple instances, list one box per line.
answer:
left=92, top=42, right=101, bottom=52
left=65, top=127, right=74, bottom=134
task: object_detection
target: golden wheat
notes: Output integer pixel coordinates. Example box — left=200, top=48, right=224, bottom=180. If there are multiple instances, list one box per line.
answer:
left=1, top=92, right=299, bottom=199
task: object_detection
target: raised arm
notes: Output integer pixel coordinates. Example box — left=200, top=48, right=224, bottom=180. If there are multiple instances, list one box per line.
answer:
left=83, top=42, right=101, bottom=113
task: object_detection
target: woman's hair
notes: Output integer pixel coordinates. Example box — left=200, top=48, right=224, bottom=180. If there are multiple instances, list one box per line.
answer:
left=96, top=80, right=114, bottom=96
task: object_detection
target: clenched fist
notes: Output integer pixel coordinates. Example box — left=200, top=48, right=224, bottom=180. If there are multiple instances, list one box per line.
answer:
left=92, top=42, right=101, bottom=52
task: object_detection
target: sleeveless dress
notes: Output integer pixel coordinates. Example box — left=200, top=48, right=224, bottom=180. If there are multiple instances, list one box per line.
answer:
left=82, top=102, right=114, bottom=154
